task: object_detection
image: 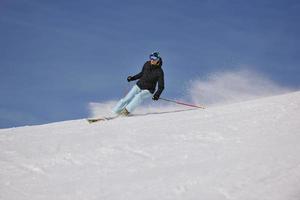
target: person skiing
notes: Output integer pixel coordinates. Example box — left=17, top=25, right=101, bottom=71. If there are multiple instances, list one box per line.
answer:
left=112, top=52, right=165, bottom=116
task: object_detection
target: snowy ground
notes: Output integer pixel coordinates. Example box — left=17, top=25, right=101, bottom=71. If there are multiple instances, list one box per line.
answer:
left=0, top=91, right=300, bottom=200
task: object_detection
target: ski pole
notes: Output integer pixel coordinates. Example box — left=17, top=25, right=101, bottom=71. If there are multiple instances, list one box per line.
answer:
left=159, top=97, right=205, bottom=109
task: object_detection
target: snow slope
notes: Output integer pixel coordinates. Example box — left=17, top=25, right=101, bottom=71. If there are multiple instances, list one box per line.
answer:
left=1, top=91, right=300, bottom=200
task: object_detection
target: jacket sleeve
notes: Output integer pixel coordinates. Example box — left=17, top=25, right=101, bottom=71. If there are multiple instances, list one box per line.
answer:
left=131, top=62, right=146, bottom=81
left=155, top=70, right=165, bottom=97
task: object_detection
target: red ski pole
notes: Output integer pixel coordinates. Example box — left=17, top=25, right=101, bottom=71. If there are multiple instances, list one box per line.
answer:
left=159, top=97, right=205, bottom=109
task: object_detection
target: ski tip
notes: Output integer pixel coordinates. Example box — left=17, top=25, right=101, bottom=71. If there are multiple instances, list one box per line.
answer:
left=86, top=118, right=105, bottom=123
left=86, top=116, right=119, bottom=123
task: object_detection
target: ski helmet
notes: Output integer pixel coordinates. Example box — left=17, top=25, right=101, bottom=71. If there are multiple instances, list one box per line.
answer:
left=149, top=51, right=160, bottom=61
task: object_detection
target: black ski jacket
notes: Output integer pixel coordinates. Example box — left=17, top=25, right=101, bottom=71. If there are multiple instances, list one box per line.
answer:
left=131, top=59, right=165, bottom=97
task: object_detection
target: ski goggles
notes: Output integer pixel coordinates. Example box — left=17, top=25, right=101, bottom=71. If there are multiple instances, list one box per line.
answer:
left=150, top=55, right=159, bottom=61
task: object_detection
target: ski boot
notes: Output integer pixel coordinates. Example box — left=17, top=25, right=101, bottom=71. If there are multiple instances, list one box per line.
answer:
left=119, top=108, right=130, bottom=116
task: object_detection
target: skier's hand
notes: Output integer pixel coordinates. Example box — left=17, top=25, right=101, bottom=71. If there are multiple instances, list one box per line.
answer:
left=127, top=76, right=133, bottom=82
left=152, top=93, right=160, bottom=101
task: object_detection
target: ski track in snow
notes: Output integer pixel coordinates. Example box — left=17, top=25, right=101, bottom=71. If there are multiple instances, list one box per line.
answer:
left=0, top=91, right=300, bottom=200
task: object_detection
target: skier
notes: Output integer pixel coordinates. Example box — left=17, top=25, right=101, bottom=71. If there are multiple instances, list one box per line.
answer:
left=113, top=52, right=165, bottom=116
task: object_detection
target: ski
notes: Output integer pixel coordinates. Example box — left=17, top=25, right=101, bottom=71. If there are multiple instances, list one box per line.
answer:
left=86, top=107, right=202, bottom=124
left=86, top=116, right=119, bottom=123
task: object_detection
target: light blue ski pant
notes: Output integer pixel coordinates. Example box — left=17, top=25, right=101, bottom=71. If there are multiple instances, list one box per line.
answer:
left=113, top=84, right=152, bottom=113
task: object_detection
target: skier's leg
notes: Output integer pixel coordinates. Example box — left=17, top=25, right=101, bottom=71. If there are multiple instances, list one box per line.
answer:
left=112, top=85, right=141, bottom=114
left=125, top=90, right=152, bottom=113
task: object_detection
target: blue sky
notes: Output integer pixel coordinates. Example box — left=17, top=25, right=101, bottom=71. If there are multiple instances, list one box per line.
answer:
left=1, top=0, right=300, bottom=128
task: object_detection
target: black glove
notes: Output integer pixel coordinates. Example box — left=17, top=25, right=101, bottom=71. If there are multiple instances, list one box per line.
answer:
left=127, top=76, right=133, bottom=82
left=152, top=93, right=160, bottom=101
